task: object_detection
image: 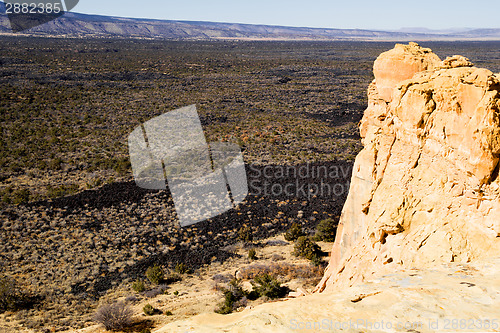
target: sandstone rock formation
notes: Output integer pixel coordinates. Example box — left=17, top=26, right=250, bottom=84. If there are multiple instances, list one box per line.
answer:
left=316, top=42, right=500, bottom=292
left=372, top=42, right=441, bottom=102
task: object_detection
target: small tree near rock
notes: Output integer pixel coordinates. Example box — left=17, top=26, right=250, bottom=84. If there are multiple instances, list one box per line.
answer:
left=251, top=273, right=288, bottom=299
left=293, top=236, right=323, bottom=261
left=314, top=218, right=337, bottom=242
left=284, top=223, right=305, bottom=242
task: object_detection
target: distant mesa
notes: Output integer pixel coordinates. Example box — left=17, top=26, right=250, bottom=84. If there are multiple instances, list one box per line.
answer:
left=0, top=4, right=499, bottom=40
left=2, top=0, right=79, bottom=32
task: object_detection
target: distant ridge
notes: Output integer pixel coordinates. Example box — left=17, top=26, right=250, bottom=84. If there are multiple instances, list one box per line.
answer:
left=1, top=2, right=499, bottom=41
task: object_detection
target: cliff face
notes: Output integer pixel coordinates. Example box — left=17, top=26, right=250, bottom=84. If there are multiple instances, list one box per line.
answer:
left=316, top=42, right=500, bottom=292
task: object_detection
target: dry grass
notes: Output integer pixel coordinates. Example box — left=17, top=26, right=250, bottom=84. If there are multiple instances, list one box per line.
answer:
left=238, top=262, right=325, bottom=281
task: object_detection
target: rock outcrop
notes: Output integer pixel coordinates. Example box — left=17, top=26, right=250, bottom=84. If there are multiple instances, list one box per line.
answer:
left=316, top=42, right=500, bottom=292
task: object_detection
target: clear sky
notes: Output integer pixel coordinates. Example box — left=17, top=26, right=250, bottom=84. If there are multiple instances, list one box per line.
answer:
left=73, top=0, right=499, bottom=30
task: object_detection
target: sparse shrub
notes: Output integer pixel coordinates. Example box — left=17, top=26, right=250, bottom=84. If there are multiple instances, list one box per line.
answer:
left=164, top=273, right=182, bottom=284
left=140, top=329, right=151, bottom=333
left=144, top=287, right=164, bottom=299
left=310, top=254, right=324, bottom=267
left=132, top=279, right=145, bottom=293
left=214, top=279, right=246, bottom=315
left=173, top=291, right=179, bottom=296
left=238, top=225, right=253, bottom=243
left=125, top=295, right=138, bottom=303
left=251, top=273, right=287, bottom=299
left=165, top=310, right=173, bottom=316
left=248, top=248, right=257, bottom=260
left=46, top=184, right=79, bottom=199
left=212, top=273, right=232, bottom=284
left=0, top=275, right=17, bottom=312
left=0, top=275, right=36, bottom=312
left=270, top=254, right=284, bottom=261
left=93, top=302, right=133, bottom=331
left=233, top=296, right=248, bottom=309
left=174, top=263, right=189, bottom=274
left=145, top=265, right=164, bottom=285
left=284, top=223, right=305, bottom=242
left=143, top=304, right=154, bottom=316
left=293, top=236, right=323, bottom=261
left=11, top=188, right=31, bottom=205
left=215, top=290, right=236, bottom=314
left=314, top=218, right=337, bottom=242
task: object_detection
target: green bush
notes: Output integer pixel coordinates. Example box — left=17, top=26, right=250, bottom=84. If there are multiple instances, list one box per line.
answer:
left=174, top=263, right=190, bottom=274
left=238, top=225, right=253, bottom=243
left=251, top=273, right=287, bottom=299
left=293, top=236, right=323, bottom=261
left=1, top=187, right=32, bottom=205
left=165, top=310, right=173, bottom=316
left=284, top=223, right=305, bottom=242
left=143, top=304, right=155, bottom=316
left=48, top=157, right=63, bottom=170
left=314, top=218, right=337, bottom=242
left=11, top=188, right=31, bottom=205
left=132, top=279, right=145, bottom=293
left=248, top=248, right=257, bottom=260
left=46, top=184, right=79, bottom=199
left=214, top=279, right=245, bottom=315
left=227, top=279, right=245, bottom=300
left=215, top=290, right=236, bottom=314
left=145, top=265, right=164, bottom=285
left=113, top=157, right=131, bottom=175
left=310, top=254, right=324, bottom=267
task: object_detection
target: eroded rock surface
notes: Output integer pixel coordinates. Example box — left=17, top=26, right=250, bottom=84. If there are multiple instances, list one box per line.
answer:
left=157, top=257, right=500, bottom=333
left=316, top=43, right=500, bottom=292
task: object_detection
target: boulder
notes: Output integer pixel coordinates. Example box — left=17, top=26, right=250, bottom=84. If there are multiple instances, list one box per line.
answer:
left=373, top=42, right=441, bottom=102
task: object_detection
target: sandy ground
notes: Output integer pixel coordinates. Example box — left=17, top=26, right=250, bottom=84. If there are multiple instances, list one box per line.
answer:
left=21, top=234, right=328, bottom=333
left=157, top=256, right=500, bottom=333
left=4, top=238, right=498, bottom=333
